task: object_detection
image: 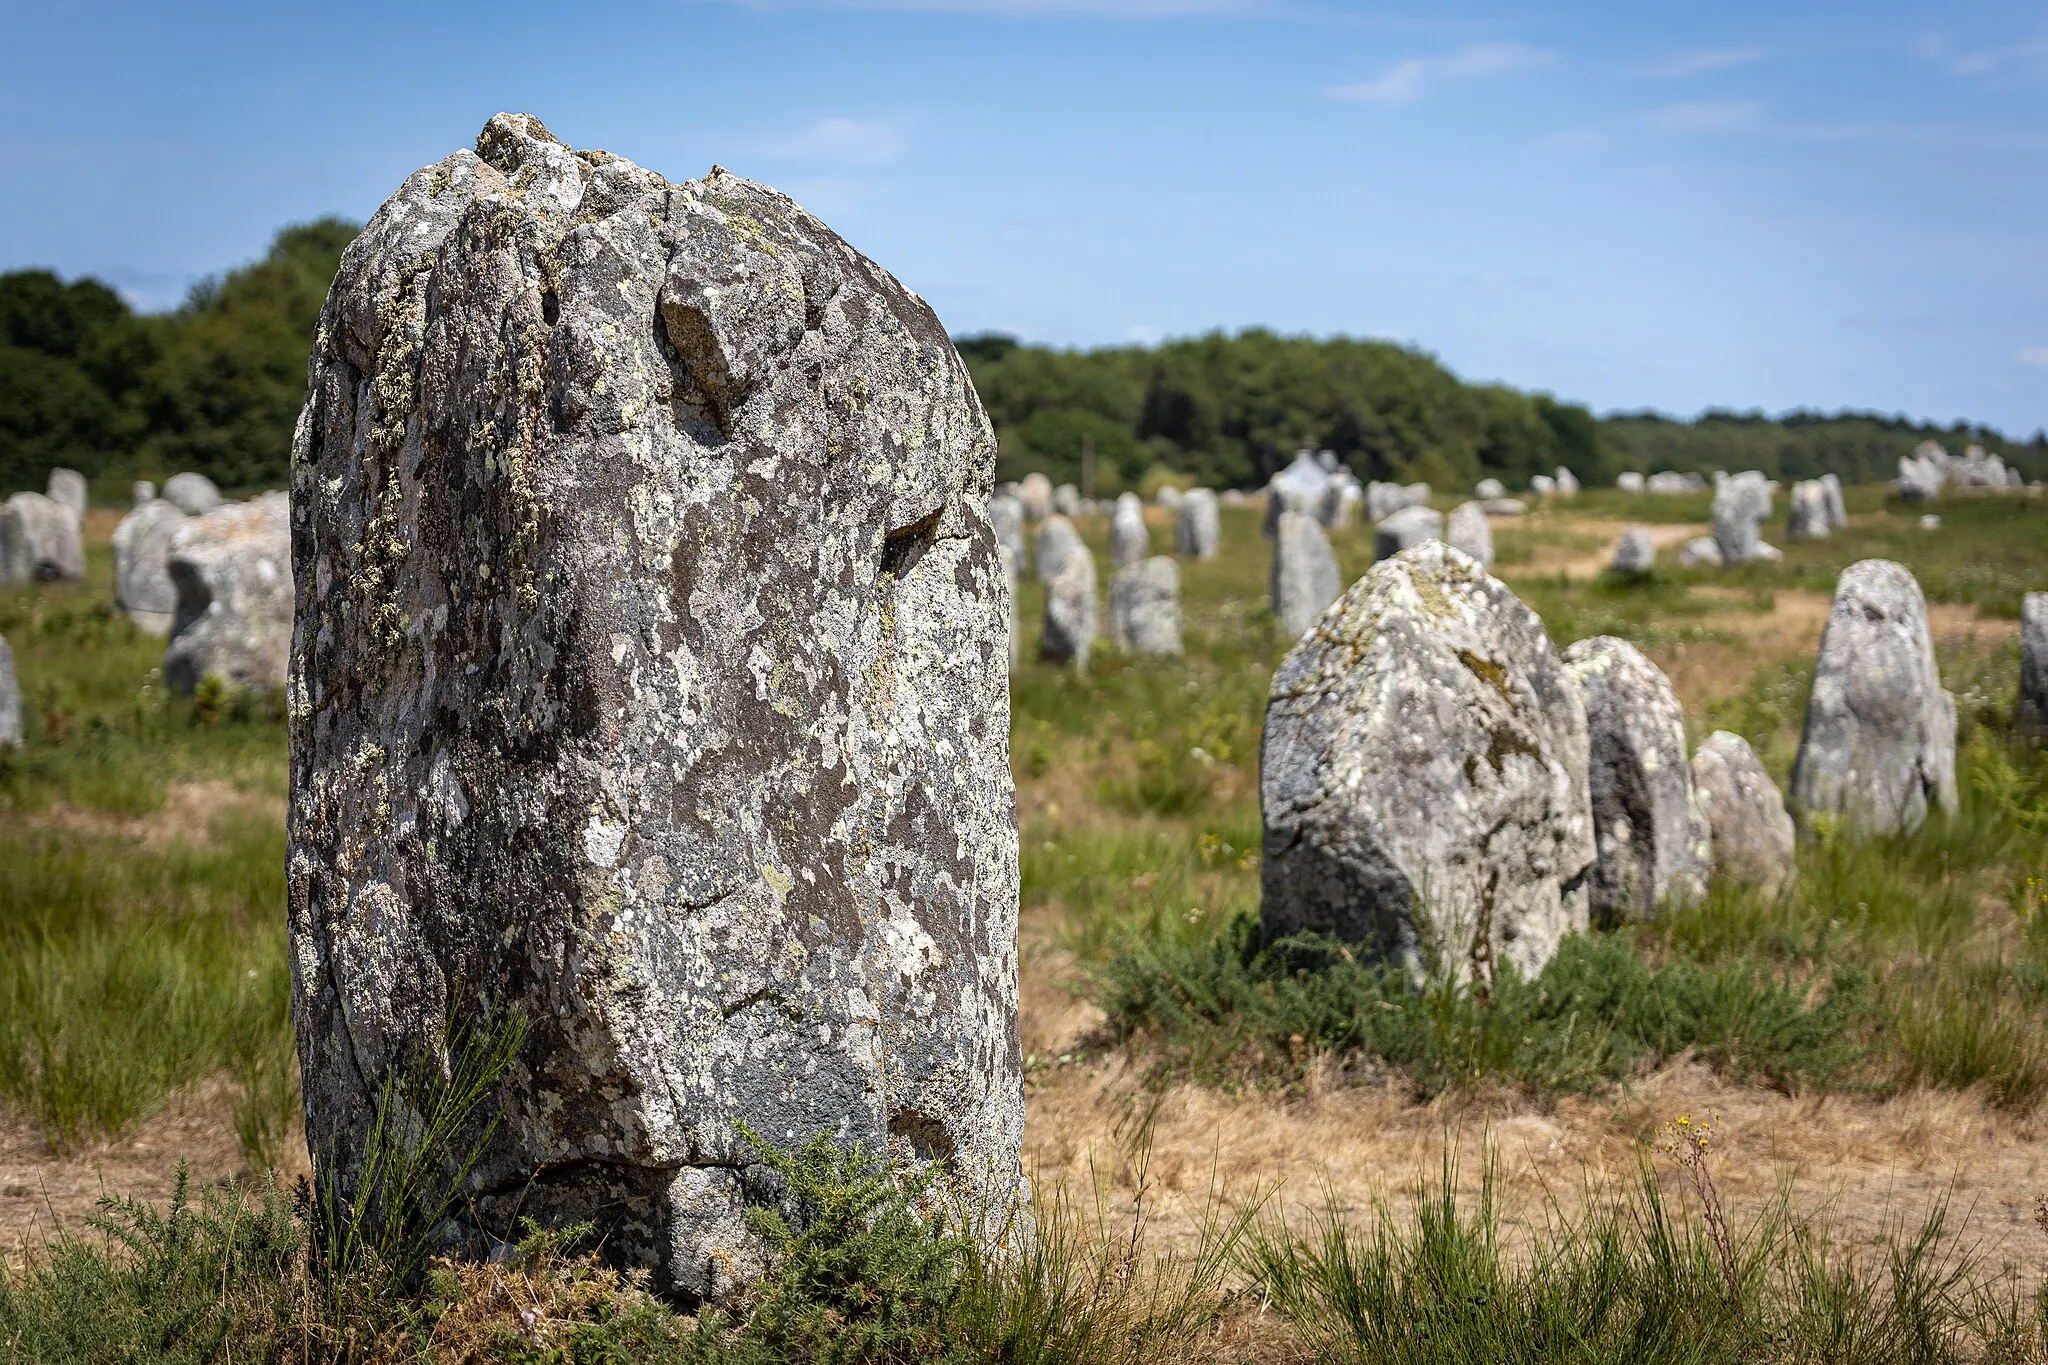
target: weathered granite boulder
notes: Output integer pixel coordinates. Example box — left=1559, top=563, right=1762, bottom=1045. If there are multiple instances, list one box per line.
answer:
left=1446, top=501, right=1492, bottom=572
left=133, top=480, right=157, bottom=507
left=1616, top=472, right=1644, bottom=493
left=1373, top=504, right=1444, bottom=562
left=1260, top=541, right=1594, bottom=982
left=1786, top=480, right=1830, bottom=540
left=47, top=468, right=87, bottom=529
left=1475, top=477, right=1505, bottom=500
left=1109, top=557, right=1181, bottom=656
left=0, top=492, right=85, bottom=582
left=1271, top=510, right=1341, bottom=639
left=1365, top=480, right=1426, bottom=524
left=1175, top=488, right=1218, bottom=558
left=1646, top=470, right=1705, bottom=494
left=1035, top=514, right=1084, bottom=583
left=286, top=114, right=1024, bottom=1301
left=988, top=493, right=1027, bottom=573
left=1219, top=488, right=1249, bottom=508
left=1017, top=472, right=1053, bottom=522
left=1530, top=474, right=1556, bottom=495
left=1041, top=544, right=1097, bottom=668
left=1109, top=493, right=1148, bottom=569
left=1155, top=485, right=1183, bottom=511
left=1266, top=452, right=1331, bottom=536
left=112, top=498, right=191, bottom=634
left=2022, top=592, right=2047, bottom=735
left=999, top=544, right=1020, bottom=673
left=1789, top=560, right=1957, bottom=835
left=164, top=493, right=291, bottom=693
left=1322, top=474, right=1361, bottom=530
left=1554, top=467, right=1580, bottom=496
left=162, top=472, right=223, bottom=516
left=0, top=633, right=18, bottom=748
left=1677, top=536, right=1723, bottom=567
left=1482, top=498, right=1527, bottom=517
left=1053, top=482, right=1081, bottom=517
left=1611, top=527, right=1656, bottom=576
left=1690, top=732, right=1796, bottom=899
left=1898, top=444, right=1946, bottom=502
left=1562, top=637, right=1710, bottom=922
left=1820, top=473, right=1847, bottom=530
left=1711, top=471, right=1773, bottom=563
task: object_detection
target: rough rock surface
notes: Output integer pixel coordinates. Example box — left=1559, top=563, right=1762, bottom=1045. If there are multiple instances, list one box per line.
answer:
left=1108, top=493, right=1148, bottom=569
left=1530, top=474, right=1556, bottom=496
left=1271, top=511, right=1341, bottom=639
left=165, top=493, right=292, bottom=693
left=0, top=492, right=85, bottom=582
left=1616, top=472, right=1644, bottom=493
left=1040, top=544, right=1097, bottom=667
left=1175, top=488, right=1218, bottom=558
left=1373, top=504, right=1444, bottom=562
left=1053, top=483, right=1080, bottom=517
left=1482, top=498, right=1527, bottom=517
left=133, top=480, right=157, bottom=507
left=1035, top=514, right=1084, bottom=583
left=47, top=468, right=87, bottom=528
left=162, top=472, right=223, bottom=516
left=1366, top=480, right=1426, bottom=524
left=1610, top=527, right=1655, bottom=576
left=1561, top=637, right=1710, bottom=922
left=1786, top=480, right=1830, bottom=540
left=999, top=545, right=1020, bottom=673
left=286, top=114, right=1025, bottom=1300
left=1711, top=471, right=1773, bottom=563
left=1446, top=501, right=1493, bottom=572
left=988, top=494, right=1027, bottom=573
left=1109, top=557, right=1181, bottom=656
left=1266, top=452, right=1330, bottom=535
left=1321, top=474, right=1361, bottom=530
left=1017, top=472, right=1052, bottom=522
left=2023, top=593, right=2048, bottom=735
left=1691, top=732, right=1796, bottom=900
left=1260, top=542, right=1594, bottom=982
left=1820, top=474, right=1847, bottom=530
left=113, top=498, right=191, bottom=634
left=1554, top=467, right=1580, bottom=496
left=0, top=633, right=18, bottom=748
left=1789, top=560, right=1957, bottom=835
left=1475, top=477, right=1505, bottom=500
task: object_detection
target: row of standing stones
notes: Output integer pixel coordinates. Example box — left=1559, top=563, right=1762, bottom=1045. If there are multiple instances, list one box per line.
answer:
left=1, top=116, right=2044, bottom=1306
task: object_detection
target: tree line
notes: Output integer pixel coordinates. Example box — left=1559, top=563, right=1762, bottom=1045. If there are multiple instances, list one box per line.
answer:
left=3, top=219, right=2040, bottom=499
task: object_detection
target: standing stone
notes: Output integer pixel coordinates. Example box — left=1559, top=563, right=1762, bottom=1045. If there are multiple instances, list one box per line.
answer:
left=46, top=468, right=87, bottom=530
left=1562, top=637, right=1710, bottom=922
left=112, top=498, right=191, bottom=634
left=2018, top=593, right=2046, bottom=735
left=1482, top=498, right=1527, bottom=517
left=1554, top=467, right=1580, bottom=496
left=1789, top=560, right=1957, bottom=835
left=1475, top=477, right=1506, bottom=500
left=1266, top=451, right=1331, bottom=536
left=1271, top=510, right=1342, bottom=639
left=1786, top=480, right=1830, bottom=540
left=1531, top=474, right=1556, bottom=495
left=1109, top=557, right=1181, bottom=656
left=1260, top=541, right=1594, bottom=982
left=0, top=492, right=85, bottom=583
left=1373, top=504, right=1444, bottom=562
left=1321, top=473, right=1361, bottom=530
left=1446, top=501, right=1493, bottom=572
left=1108, top=493, right=1148, bottom=570
left=1219, top=488, right=1249, bottom=508
left=1041, top=546, right=1097, bottom=668
left=164, top=493, right=292, bottom=694
left=1017, top=471, right=1053, bottom=522
left=1711, top=471, right=1773, bottom=563
left=1175, top=488, right=1219, bottom=559
left=988, top=494, right=1028, bottom=574
left=1677, top=536, right=1724, bottom=567
left=1035, top=514, right=1084, bottom=583
left=1053, top=483, right=1081, bottom=518
left=1820, top=473, right=1847, bottom=530
left=133, top=480, right=157, bottom=507
left=1611, top=527, right=1656, bottom=576
left=1616, top=472, right=1645, bottom=493
left=1690, top=732, right=1796, bottom=899
left=1364, top=480, right=1415, bottom=523
left=0, top=633, right=18, bottom=748
left=161, top=472, right=223, bottom=516
left=287, top=114, right=1024, bottom=1301
left=1155, top=485, right=1184, bottom=511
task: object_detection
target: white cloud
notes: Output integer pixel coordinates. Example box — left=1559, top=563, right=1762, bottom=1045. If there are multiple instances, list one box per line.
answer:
left=1333, top=42, right=1550, bottom=106
left=761, top=116, right=907, bottom=165
left=2018, top=346, right=2048, bottom=369
left=1638, top=47, right=1766, bottom=79
left=1644, top=99, right=1764, bottom=133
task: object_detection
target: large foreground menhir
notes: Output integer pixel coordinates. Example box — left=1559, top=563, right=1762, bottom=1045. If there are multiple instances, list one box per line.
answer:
left=287, top=113, right=1024, bottom=1300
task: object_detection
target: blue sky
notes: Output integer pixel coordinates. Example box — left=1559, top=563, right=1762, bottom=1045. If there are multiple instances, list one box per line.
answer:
left=5, top=0, right=2048, bottom=432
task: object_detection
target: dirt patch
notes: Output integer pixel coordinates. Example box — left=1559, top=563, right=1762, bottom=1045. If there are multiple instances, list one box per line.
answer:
left=1501, top=518, right=1705, bottom=581
left=16, top=779, right=275, bottom=848
left=0, top=1077, right=309, bottom=1271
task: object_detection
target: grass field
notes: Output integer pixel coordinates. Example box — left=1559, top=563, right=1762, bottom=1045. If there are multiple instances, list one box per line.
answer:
left=1, top=486, right=2046, bottom=1361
